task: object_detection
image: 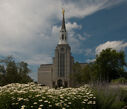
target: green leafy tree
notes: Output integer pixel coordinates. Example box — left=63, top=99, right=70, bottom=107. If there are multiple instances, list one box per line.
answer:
left=6, top=60, right=20, bottom=83
left=80, top=63, right=98, bottom=83
left=17, top=61, right=32, bottom=83
left=18, top=61, right=31, bottom=74
left=0, top=65, right=6, bottom=74
left=71, top=48, right=127, bottom=86
left=95, top=48, right=127, bottom=82
left=0, top=56, right=33, bottom=85
left=70, top=62, right=82, bottom=86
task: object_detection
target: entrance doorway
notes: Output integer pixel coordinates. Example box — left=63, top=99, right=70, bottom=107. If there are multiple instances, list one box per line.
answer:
left=57, top=79, right=63, bottom=87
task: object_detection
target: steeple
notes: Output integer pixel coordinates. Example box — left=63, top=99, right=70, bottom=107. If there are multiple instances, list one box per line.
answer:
left=61, top=9, right=66, bottom=31
left=58, top=9, right=68, bottom=45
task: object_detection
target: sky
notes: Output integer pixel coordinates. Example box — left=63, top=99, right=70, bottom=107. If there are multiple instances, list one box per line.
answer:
left=0, top=0, right=127, bottom=81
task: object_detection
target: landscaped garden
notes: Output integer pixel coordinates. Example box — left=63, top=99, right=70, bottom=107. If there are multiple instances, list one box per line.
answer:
left=0, top=82, right=95, bottom=109
left=0, top=50, right=127, bottom=109
left=0, top=82, right=127, bottom=109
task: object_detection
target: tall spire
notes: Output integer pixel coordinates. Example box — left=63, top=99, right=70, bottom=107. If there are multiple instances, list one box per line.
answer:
left=58, top=9, right=68, bottom=45
left=61, top=8, right=66, bottom=31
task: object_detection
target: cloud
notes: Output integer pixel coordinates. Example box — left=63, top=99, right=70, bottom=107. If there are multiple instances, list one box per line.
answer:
left=52, top=22, right=83, bottom=53
left=52, top=22, right=81, bottom=34
left=0, top=0, right=125, bottom=62
left=96, top=41, right=127, bottom=54
left=0, top=0, right=126, bottom=80
left=85, top=48, right=92, bottom=56
left=66, top=22, right=82, bottom=30
left=25, top=54, right=52, bottom=65
left=77, top=34, right=86, bottom=41
left=86, top=59, right=96, bottom=63
left=63, top=0, right=126, bottom=18
left=84, top=32, right=92, bottom=38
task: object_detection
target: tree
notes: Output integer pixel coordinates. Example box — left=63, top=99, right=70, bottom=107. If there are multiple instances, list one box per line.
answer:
left=71, top=62, right=98, bottom=85
left=6, top=60, right=20, bottom=83
left=70, top=62, right=82, bottom=86
left=71, top=48, right=127, bottom=86
left=17, top=61, right=31, bottom=74
left=95, top=48, right=127, bottom=82
left=0, top=65, right=6, bottom=74
left=17, top=61, right=32, bottom=83
left=0, top=56, right=33, bottom=85
left=80, top=63, right=98, bottom=83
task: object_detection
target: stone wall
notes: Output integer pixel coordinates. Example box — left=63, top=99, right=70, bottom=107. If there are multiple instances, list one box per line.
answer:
left=38, top=64, right=53, bottom=87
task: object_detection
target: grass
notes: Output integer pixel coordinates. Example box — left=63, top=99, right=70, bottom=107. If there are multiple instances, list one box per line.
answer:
left=92, top=83, right=127, bottom=109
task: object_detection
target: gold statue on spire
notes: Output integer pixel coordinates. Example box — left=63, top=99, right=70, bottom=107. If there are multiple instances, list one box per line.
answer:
left=62, top=8, right=65, bottom=16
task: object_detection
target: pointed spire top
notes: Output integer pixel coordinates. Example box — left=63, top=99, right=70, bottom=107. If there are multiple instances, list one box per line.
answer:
left=61, top=8, right=66, bottom=31
left=62, top=8, right=65, bottom=16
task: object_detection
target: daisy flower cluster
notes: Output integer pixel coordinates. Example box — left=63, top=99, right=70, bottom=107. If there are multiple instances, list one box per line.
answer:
left=0, top=83, right=96, bottom=109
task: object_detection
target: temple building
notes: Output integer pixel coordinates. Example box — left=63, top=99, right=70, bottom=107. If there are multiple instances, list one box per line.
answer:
left=38, top=10, right=86, bottom=88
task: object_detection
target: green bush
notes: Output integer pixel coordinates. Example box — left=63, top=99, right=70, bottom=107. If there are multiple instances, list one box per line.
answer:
left=1, top=82, right=127, bottom=109
left=93, top=84, right=127, bottom=109
left=111, top=77, right=127, bottom=84
left=0, top=83, right=96, bottom=109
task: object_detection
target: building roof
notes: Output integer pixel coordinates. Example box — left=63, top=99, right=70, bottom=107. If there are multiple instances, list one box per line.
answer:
left=40, top=64, right=53, bottom=66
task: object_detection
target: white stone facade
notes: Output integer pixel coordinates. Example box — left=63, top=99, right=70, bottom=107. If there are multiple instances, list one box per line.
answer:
left=38, top=11, right=74, bottom=88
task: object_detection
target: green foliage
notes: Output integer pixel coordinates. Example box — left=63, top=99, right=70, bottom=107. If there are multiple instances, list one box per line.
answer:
left=93, top=84, right=127, bottom=109
left=6, top=61, right=19, bottom=83
left=81, top=63, right=98, bottom=83
left=17, top=61, right=31, bottom=74
left=70, top=62, right=82, bottom=86
left=0, top=83, right=127, bottom=109
left=71, top=63, right=99, bottom=84
left=111, top=77, right=127, bottom=84
left=0, top=65, right=6, bottom=74
left=95, top=48, right=127, bottom=81
left=0, top=83, right=95, bottom=109
left=0, top=56, right=33, bottom=86
left=71, top=48, right=127, bottom=85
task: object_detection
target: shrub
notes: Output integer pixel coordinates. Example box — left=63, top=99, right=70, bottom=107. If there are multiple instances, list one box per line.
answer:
left=0, top=83, right=96, bottom=109
left=111, top=77, right=127, bottom=84
left=93, top=84, right=127, bottom=109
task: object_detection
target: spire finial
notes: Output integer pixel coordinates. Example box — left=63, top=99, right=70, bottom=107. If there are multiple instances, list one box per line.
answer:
left=61, top=8, right=66, bottom=31
left=62, top=8, right=65, bottom=16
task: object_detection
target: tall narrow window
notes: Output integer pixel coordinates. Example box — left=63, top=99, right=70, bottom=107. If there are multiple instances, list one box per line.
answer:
left=60, top=53, right=65, bottom=77
left=62, top=34, right=64, bottom=40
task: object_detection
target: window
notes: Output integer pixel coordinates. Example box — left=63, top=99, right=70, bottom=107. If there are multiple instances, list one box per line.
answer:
left=62, top=34, right=64, bottom=40
left=59, top=53, right=65, bottom=77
